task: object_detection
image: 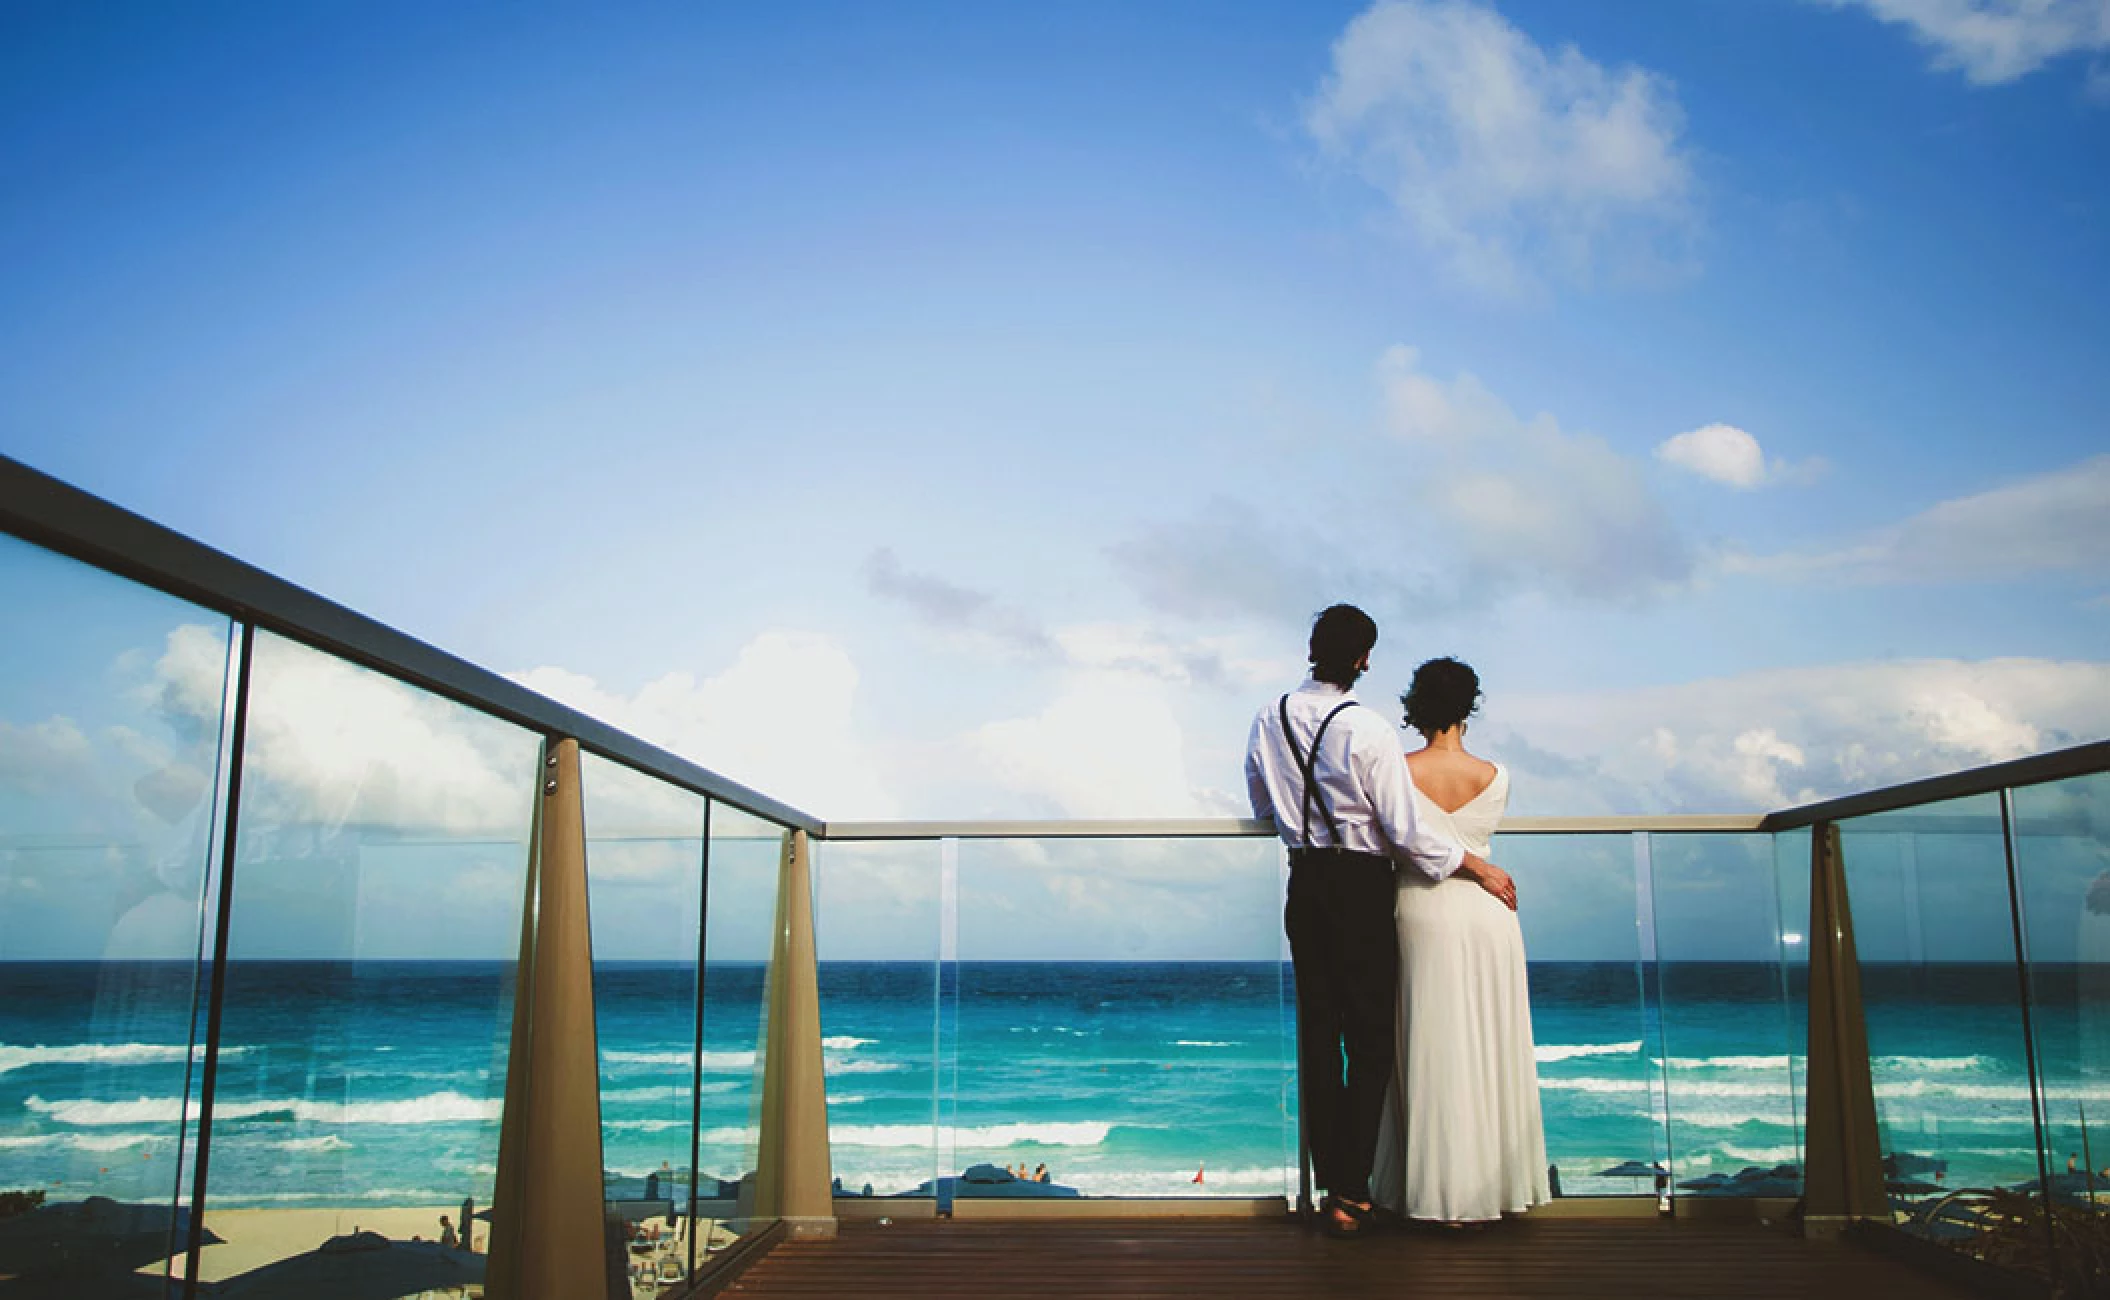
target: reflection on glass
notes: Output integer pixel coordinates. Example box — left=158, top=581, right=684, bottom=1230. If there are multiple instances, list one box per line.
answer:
left=811, top=841, right=940, bottom=1201
left=699, top=805, right=781, bottom=1246
left=0, top=536, right=230, bottom=1289
left=583, top=754, right=705, bottom=1295
left=198, top=631, right=538, bottom=1293
left=1649, top=833, right=1803, bottom=1198
left=2012, top=773, right=2110, bottom=1212
left=1839, top=794, right=2038, bottom=1230
left=952, top=837, right=1290, bottom=1201
left=1503, top=835, right=1661, bottom=1198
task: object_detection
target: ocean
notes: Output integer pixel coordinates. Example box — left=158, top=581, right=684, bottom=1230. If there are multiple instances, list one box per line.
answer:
left=0, top=959, right=2080, bottom=1212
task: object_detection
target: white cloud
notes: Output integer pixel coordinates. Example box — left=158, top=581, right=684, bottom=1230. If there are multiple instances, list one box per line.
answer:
left=1051, top=623, right=1282, bottom=690
left=969, top=676, right=1211, bottom=819
left=1378, top=345, right=1691, bottom=600
left=235, top=634, right=540, bottom=836
left=1657, top=423, right=1766, bottom=488
left=0, top=717, right=94, bottom=790
left=1491, top=656, right=2110, bottom=814
left=515, top=630, right=897, bottom=821
left=1825, top=0, right=2110, bottom=85
left=1306, top=0, right=1695, bottom=292
left=1730, top=453, right=2110, bottom=583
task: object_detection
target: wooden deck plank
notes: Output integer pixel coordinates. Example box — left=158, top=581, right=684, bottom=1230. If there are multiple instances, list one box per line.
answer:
left=721, top=1217, right=1980, bottom=1299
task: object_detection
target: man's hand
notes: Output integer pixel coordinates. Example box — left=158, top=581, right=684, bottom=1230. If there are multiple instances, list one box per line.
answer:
left=1459, top=853, right=1517, bottom=911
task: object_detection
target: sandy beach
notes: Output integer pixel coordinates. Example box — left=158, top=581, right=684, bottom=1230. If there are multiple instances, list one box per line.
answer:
left=145, top=1206, right=474, bottom=1284
left=136, top=1204, right=743, bottom=1290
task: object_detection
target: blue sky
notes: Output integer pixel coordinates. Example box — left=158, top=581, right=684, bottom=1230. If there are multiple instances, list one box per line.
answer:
left=4, top=0, right=2108, bottom=861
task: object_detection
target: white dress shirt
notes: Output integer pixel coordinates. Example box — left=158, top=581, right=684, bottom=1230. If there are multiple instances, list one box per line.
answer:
left=1246, top=678, right=1465, bottom=882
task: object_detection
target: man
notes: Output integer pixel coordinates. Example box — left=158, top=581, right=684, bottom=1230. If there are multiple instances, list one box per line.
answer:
left=1246, top=604, right=1516, bottom=1237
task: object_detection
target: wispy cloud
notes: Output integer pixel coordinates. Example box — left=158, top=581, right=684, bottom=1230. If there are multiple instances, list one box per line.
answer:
left=1306, top=0, right=1696, bottom=294
left=1107, top=501, right=1419, bottom=627
left=863, top=547, right=1053, bottom=657
left=1823, top=0, right=2110, bottom=86
left=1111, top=348, right=1697, bottom=619
left=1378, top=345, right=1692, bottom=600
left=869, top=546, right=1281, bottom=689
left=1729, top=453, right=2110, bottom=584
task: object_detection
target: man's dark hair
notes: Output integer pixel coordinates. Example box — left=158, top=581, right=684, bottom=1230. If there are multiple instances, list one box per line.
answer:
left=1308, top=604, right=1377, bottom=687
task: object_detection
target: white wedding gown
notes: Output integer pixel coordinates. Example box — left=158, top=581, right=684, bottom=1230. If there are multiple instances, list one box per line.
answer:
left=1370, top=763, right=1550, bottom=1222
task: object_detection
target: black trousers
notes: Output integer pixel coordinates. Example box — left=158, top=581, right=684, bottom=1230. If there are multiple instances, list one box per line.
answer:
left=1285, top=848, right=1399, bottom=1204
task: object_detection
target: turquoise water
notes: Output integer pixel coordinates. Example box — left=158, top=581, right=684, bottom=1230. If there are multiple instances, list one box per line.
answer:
left=0, top=959, right=2085, bottom=1210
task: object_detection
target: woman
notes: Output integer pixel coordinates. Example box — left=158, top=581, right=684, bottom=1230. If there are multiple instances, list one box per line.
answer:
left=1370, top=657, right=1549, bottom=1225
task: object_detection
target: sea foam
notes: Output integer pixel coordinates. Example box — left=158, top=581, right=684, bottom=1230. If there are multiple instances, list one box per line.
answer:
left=1536, top=1041, right=1640, bottom=1063
left=26, top=1090, right=502, bottom=1127
left=0, top=1042, right=235, bottom=1075
left=797, top=1121, right=1116, bottom=1150
left=1662, top=1055, right=1793, bottom=1071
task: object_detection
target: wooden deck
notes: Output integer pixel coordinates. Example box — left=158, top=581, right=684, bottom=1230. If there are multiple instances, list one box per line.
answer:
left=716, top=1216, right=1979, bottom=1299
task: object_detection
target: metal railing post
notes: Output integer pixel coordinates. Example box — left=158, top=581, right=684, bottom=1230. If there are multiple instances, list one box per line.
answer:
left=486, top=738, right=612, bottom=1299
left=1801, top=821, right=1887, bottom=1237
left=753, top=829, right=837, bottom=1237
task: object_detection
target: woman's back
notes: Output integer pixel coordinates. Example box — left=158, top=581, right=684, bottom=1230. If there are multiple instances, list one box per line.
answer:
left=1405, top=747, right=1499, bottom=813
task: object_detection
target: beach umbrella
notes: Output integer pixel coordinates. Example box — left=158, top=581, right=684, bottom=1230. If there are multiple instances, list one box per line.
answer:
left=0, top=1269, right=178, bottom=1299
left=1675, top=1174, right=1731, bottom=1191
left=1886, top=1177, right=1945, bottom=1196
left=2006, top=1172, right=2104, bottom=1203
left=1720, top=1167, right=1801, bottom=1196
left=0, top=1196, right=219, bottom=1278
left=217, top=1233, right=484, bottom=1300
left=956, top=1178, right=1080, bottom=1200
left=1593, top=1161, right=1667, bottom=1179
left=1908, top=1194, right=1990, bottom=1243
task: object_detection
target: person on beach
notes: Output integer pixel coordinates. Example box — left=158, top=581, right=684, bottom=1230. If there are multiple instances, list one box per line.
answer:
left=1246, top=606, right=1515, bottom=1238
left=439, top=1215, right=458, bottom=1250
left=1370, top=658, right=1549, bottom=1226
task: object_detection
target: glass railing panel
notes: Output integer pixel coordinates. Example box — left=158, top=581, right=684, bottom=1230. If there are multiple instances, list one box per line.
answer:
left=198, top=630, right=539, bottom=1293
left=582, top=753, right=705, bottom=1295
left=811, top=840, right=941, bottom=1202
left=696, top=805, right=780, bottom=1251
left=2011, top=772, right=2110, bottom=1212
left=0, top=535, right=230, bottom=1290
left=952, top=837, right=1290, bottom=1201
left=1503, top=834, right=1661, bottom=1198
left=1838, top=794, right=2038, bottom=1231
left=1774, top=827, right=1813, bottom=1177
left=1648, top=832, right=1803, bottom=1199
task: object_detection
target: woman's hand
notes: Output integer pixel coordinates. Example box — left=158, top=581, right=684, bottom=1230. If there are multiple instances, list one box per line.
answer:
left=1459, top=854, right=1518, bottom=911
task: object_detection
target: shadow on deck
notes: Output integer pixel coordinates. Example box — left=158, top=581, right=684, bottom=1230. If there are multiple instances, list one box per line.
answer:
left=715, top=1216, right=1981, bottom=1299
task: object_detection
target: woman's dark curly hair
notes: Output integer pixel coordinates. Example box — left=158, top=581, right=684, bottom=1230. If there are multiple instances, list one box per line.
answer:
left=1401, top=657, right=1481, bottom=735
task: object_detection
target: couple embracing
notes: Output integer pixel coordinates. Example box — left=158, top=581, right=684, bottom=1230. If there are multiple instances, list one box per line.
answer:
left=1244, top=604, right=1548, bottom=1236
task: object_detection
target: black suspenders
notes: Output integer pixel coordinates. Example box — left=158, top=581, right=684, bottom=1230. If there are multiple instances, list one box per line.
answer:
left=1280, top=694, right=1357, bottom=849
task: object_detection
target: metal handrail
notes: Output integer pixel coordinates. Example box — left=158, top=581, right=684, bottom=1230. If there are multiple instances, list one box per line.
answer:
left=819, top=813, right=1769, bottom=840
left=1762, top=739, right=2110, bottom=831
left=0, top=453, right=822, bottom=834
